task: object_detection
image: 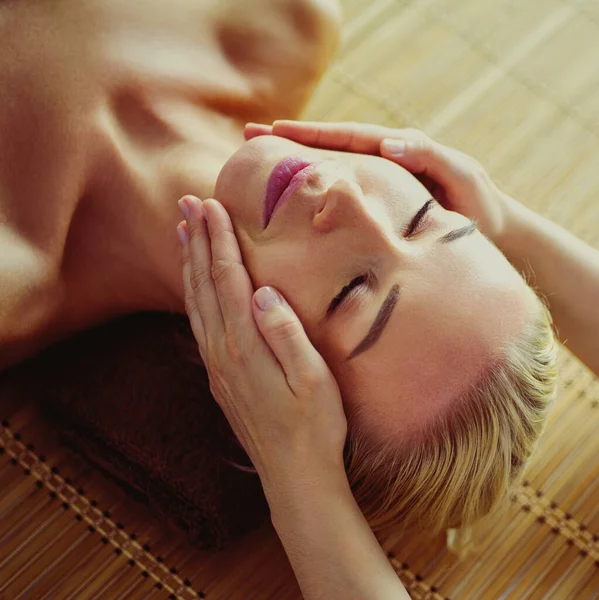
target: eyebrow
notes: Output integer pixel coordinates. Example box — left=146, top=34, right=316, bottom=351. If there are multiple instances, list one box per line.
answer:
left=437, top=221, right=478, bottom=243
left=346, top=284, right=400, bottom=361
left=345, top=219, right=478, bottom=361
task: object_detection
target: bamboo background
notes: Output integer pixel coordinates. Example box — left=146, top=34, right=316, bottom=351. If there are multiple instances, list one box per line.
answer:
left=2, top=0, right=599, bottom=597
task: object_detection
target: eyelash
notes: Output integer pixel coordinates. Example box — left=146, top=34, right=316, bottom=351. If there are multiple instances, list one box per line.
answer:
left=328, top=201, right=434, bottom=313
left=328, top=273, right=370, bottom=314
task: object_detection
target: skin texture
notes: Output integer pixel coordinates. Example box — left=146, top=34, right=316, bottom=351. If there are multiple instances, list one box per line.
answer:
left=214, top=135, right=534, bottom=437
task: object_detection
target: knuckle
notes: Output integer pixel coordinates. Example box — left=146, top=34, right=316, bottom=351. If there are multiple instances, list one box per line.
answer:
left=211, top=257, right=235, bottom=285
left=189, top=265, right=212, bottom=294
left=463, top=156, right=487, bottom=182
left=419, top=137, right=435, bottom=157
left=402, top=127, right=428, bottom=142
left=300, top=369, right=325, bottom=394
left=267, top=317, right=301, bottom=343
left=403, top=126, right=422, bottom=137
left=313, top=126, right=324, bottom=147
left=344, top=126, right=357, bottom=148
left=393, top=127, right=434, bottom=154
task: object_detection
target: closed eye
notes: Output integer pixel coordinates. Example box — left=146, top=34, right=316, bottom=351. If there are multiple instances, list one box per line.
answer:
left=327, top=273, right=369, bottom=315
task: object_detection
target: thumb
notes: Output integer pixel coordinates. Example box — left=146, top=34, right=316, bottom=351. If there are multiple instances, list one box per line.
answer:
left=380, top=136, right=468, bottom=190
left=252, top=286, right=329, bottom=392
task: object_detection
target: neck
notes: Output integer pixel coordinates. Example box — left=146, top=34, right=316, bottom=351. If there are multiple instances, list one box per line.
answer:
left=134, top=135, right=244, bottom=316
left=78, top=98, right=246, bottom=321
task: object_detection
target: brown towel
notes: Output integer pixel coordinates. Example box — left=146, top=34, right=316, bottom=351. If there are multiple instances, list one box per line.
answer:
left=15, top=312, right=269, bottom=550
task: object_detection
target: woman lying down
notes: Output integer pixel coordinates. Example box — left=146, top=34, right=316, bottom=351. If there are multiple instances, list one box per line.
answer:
left=2, top=0, right=599, bottom=597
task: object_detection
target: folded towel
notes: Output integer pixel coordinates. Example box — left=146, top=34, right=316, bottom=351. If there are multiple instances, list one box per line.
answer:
left=16, top=312, right=269, bottom=550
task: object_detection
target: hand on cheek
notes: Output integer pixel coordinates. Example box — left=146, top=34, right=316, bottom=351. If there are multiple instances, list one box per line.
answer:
left=177, top=194, right=348, bottom=497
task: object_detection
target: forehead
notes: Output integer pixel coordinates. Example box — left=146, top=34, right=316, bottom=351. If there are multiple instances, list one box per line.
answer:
left=320, top=145, right=425, bottom=193
left=331, top=233, right=535, bottom=440
left=315, top=146, right=434, bottom=224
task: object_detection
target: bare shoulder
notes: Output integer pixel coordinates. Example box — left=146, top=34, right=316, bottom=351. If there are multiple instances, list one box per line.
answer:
left=0, top=227, right=60, bottom=370
left=215, top=0, right=343, bottom=118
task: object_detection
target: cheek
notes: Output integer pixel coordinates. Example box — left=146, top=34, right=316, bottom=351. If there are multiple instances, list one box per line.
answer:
left=215, top=152, right=253, bottom=206
left=241, top=241, right=322, bottom=325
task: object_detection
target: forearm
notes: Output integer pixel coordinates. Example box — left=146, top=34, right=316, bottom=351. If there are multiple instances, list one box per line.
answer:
left=498, top=195, right=599, bottom=374
left=265, top=470, right=410, bottom=600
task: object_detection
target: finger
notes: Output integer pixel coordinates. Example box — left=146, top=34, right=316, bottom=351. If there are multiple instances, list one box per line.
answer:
left=178, top=220, right=207, bottom=352
left=179, top=195, right=224, bottom=339
left=252, top=286, right=331, bottom=395
left=244, top=123, right=273, bottom=140
left=271, top=120, right=395, bottom=154
left=381, top=135, right=472, bottom=187
left=202, top=198, right=256, bottom=334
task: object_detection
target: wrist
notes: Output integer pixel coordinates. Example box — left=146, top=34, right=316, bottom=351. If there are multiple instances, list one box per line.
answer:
left=259, top=444, right=347, bottom=498
left=264, top=462, right=353, bottom=526
left=494, top=192, right=532, bottom=251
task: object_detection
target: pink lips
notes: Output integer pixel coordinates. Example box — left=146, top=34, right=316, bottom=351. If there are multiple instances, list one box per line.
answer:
left=263, top=158, right=313, bottom=228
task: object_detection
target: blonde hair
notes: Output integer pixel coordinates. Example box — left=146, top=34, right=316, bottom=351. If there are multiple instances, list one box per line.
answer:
left=344, top=296, right=558, bottom=551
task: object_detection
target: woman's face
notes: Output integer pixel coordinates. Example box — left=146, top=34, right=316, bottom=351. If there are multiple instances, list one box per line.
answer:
left=214, top=136, right=534, bottom=438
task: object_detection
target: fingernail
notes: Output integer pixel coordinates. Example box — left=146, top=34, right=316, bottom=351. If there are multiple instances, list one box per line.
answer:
left=382, top=139, right=406, bottom=157
left=255, top=287, right=282, bottom=311
left=177, top=223, right=188, bottom=245
left=178, top=198, right=191, bottom=219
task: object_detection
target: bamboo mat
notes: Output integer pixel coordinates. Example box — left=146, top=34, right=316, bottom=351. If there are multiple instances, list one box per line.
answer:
left=2, top=0, right=599, bottom=598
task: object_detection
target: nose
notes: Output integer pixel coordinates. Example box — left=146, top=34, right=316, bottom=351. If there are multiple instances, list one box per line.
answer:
left=312, top=179, right=366, bottom=234
left=312, top=178, right=392, bottom=242
left=312, top=178, right=402, bottom=259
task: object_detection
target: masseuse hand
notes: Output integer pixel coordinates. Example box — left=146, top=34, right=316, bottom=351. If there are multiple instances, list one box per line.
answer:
left=245, top=120, right=515, bottom=246
left=176, top=195, right=347, bottom=495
